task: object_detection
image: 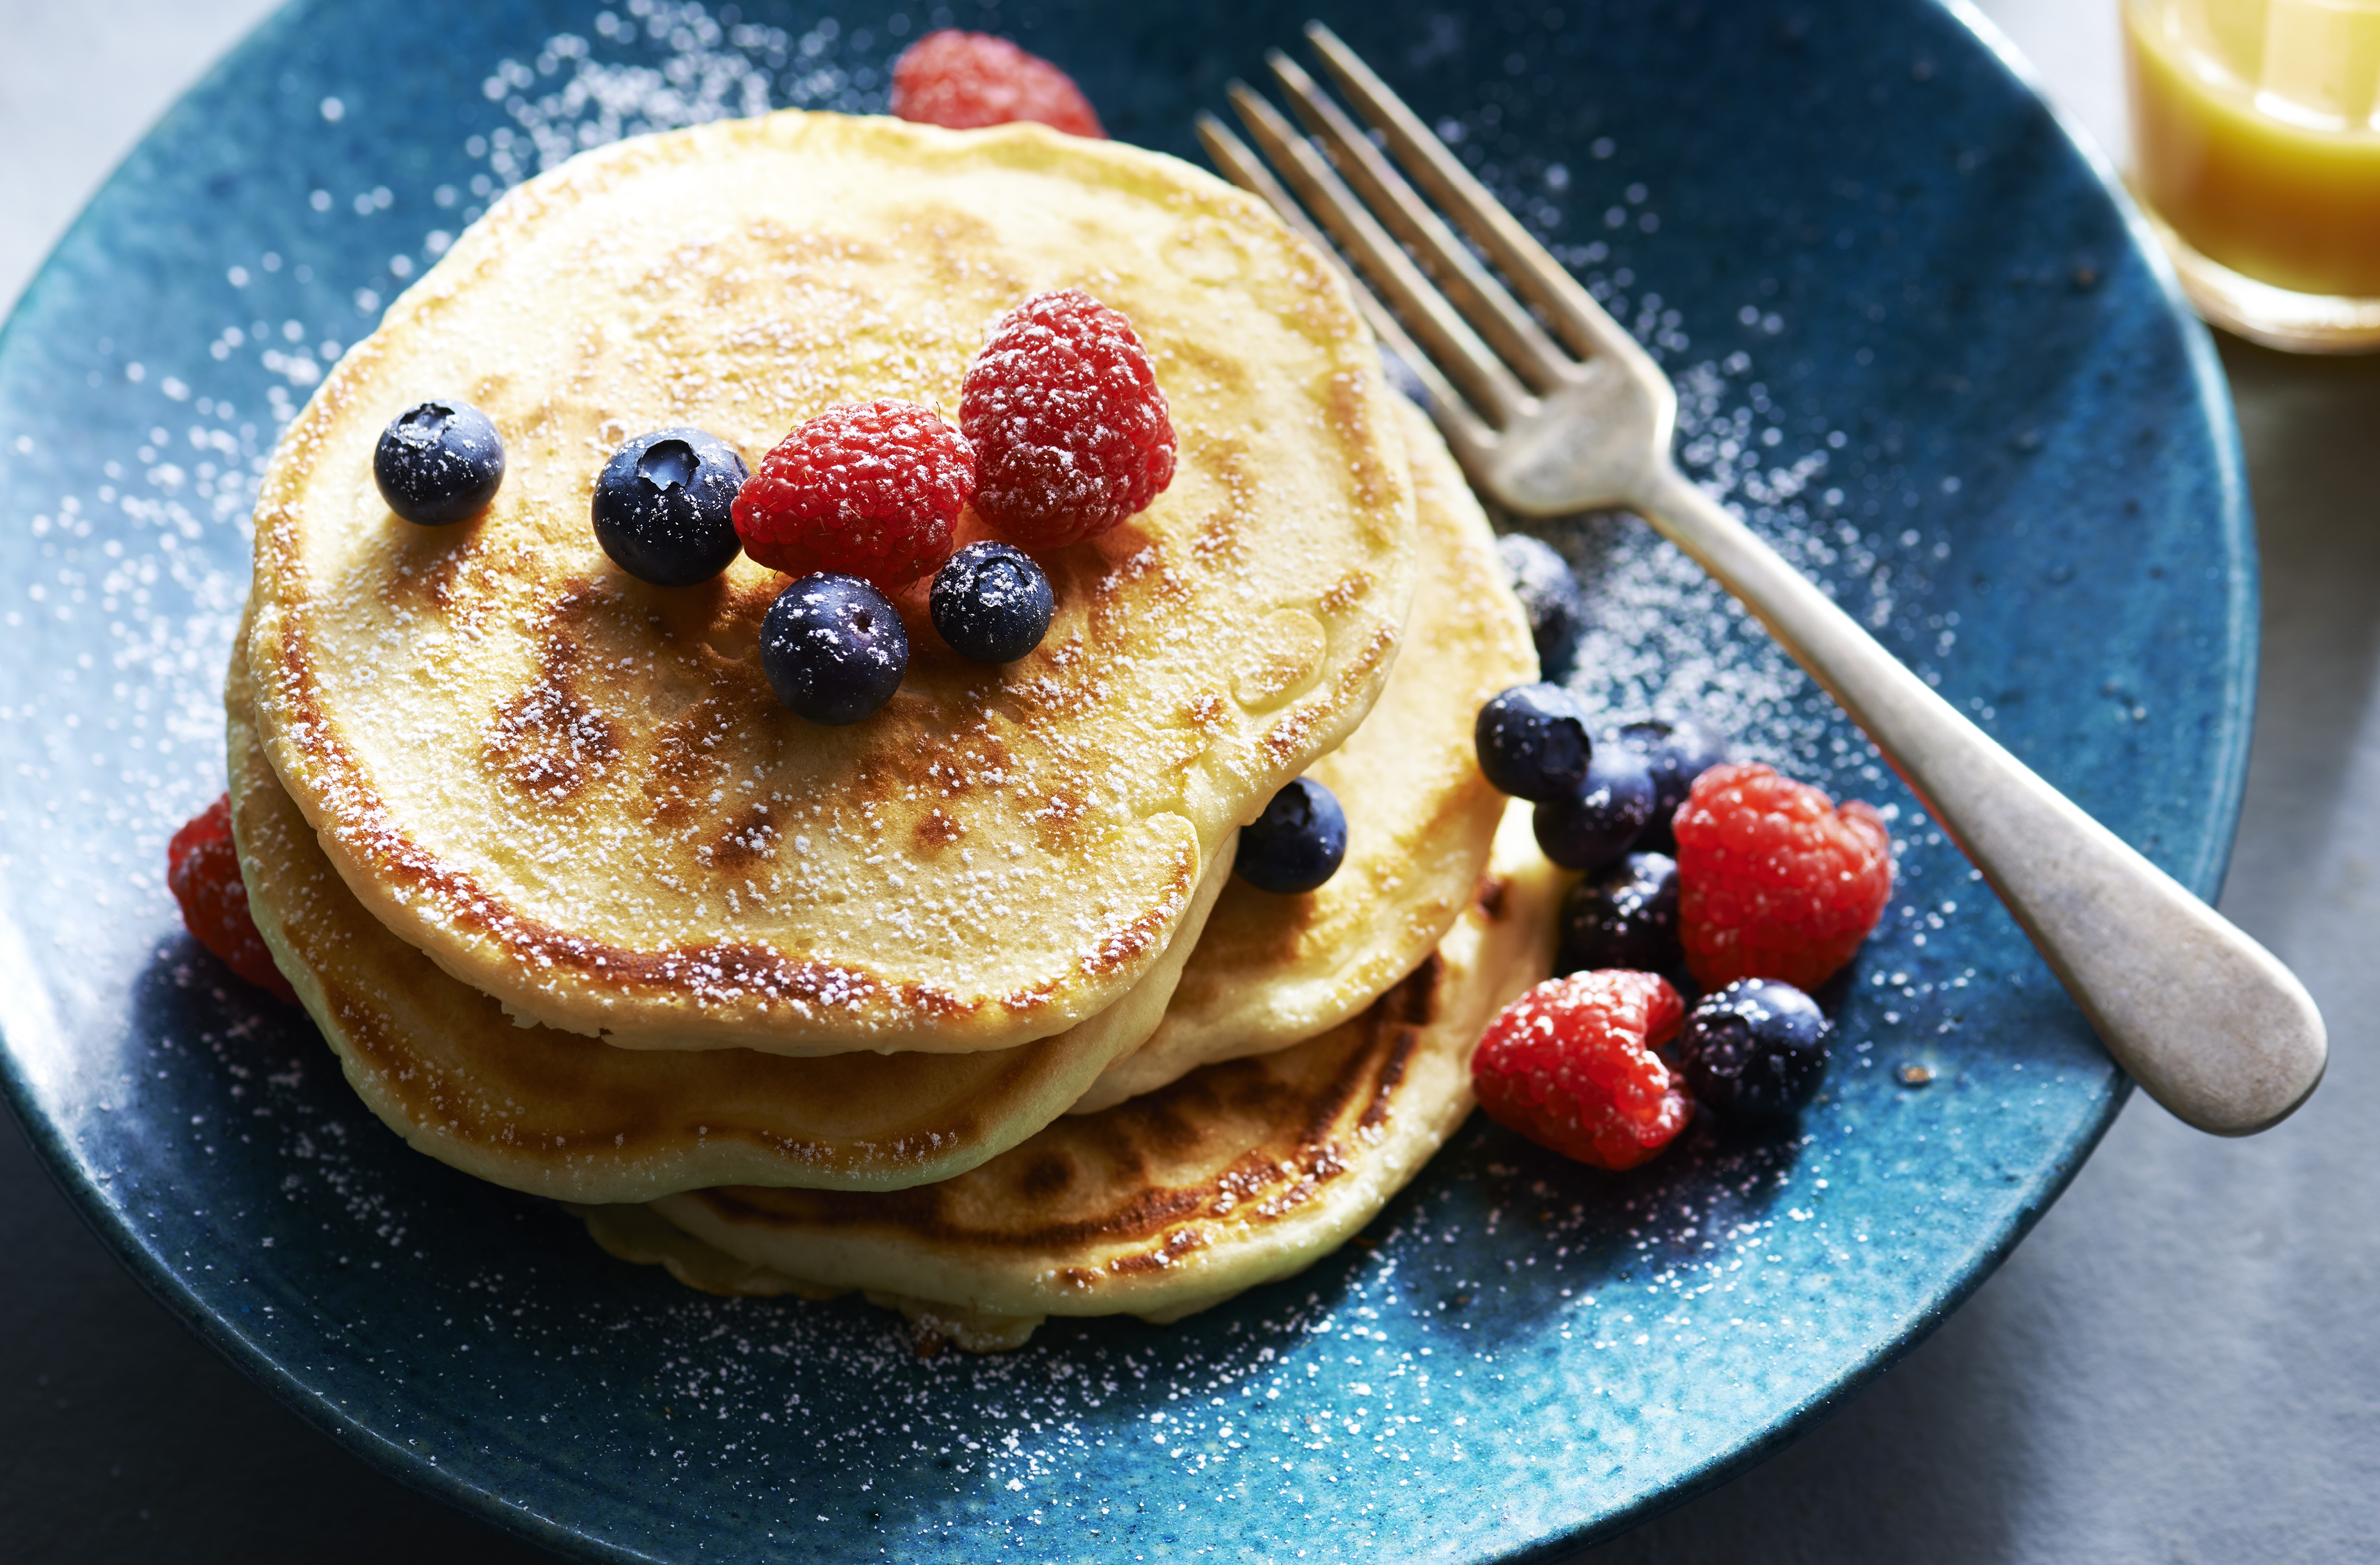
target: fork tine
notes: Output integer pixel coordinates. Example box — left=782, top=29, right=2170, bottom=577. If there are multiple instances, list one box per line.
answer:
left=1225, top=81, right=1532, bottom=429
left=1304, top=20, right=1640, bottom=367
left=1264, top=49, right=1574, bottom=393
left=1194, top=114, right=1497, bottom=465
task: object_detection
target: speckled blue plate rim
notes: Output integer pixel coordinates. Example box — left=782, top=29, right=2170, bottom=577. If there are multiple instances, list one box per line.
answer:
left=1568, top=6, right=2259, bottom=1543
left=0, top=3, right=631, bottom=1553
left=0, top=0, right=2260, bottom=1559
left=1946, top=0, right=2260, bottom=905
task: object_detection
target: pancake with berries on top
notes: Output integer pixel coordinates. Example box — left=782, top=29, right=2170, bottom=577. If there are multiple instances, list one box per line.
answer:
left=242, top=110, right=1416, bottom=1061
left=1075, top=398, right=1540, bottom=1113
left=220, top=407, right=1542, bottom=1202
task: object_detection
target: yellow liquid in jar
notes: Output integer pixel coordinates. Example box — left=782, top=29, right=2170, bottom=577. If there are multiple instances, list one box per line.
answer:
left=2126, top=0, right=2380, bottom=299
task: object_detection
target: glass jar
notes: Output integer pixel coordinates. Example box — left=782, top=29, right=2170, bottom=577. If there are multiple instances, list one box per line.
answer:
left=2124, top=0, right=2380, bottom=350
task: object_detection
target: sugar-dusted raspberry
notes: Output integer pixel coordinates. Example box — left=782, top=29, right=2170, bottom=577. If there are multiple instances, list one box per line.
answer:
left=1674, top=762, right=1893, bottom=992
left=167, top=795, right=295, bottom=1003
left=889, top=29, right=1105, bottom=139
left=1472, top=970, right=1689, bottom=1171
left=731, top=401, right=976, bottom=589
left=960, top=288, right=1177, bottom=550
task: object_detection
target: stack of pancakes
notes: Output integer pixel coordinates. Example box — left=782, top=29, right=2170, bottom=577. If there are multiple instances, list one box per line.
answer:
left=228, top=110, right=1554, bottom=1350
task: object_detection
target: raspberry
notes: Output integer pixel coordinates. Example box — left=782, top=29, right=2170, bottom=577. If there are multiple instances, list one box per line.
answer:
left=731, top=400, right=976, bottom=589
left=1472, top=971, right=1689, bottom=1170
left=960, top=288, right=1177, bottom=550
left=889, top=30, right=1105, bottom=139
left=1674, top=762, right=1893, bottom=992
left=167, top=795, right=295, bottom=1003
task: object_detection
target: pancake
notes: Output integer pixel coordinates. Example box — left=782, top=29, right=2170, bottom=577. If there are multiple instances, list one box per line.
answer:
left=1069, top=400, right=1536, bottom=1115
left=229, top=651, right=1230, bottom=1199
left=586, top=803, right=1557, bottom=1350
left=245, top=108, right=1417, bottom=1059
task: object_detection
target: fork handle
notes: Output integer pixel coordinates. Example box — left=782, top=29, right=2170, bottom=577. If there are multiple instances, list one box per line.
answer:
left=1636, top=462, right=2324, bottom=1136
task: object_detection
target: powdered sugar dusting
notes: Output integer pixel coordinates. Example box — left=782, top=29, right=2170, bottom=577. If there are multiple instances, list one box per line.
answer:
left=0, top=6, right=2052, bottom=1559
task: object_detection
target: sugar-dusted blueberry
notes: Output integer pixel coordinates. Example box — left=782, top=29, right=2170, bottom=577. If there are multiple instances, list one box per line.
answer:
left=1494, top=534, right=1586, bottom=680
left=1235, top=777, right=1347, bottom=895
left=758, top=573, right=908, bottom=726
left=373, top=401, right=505, bottom=525
left=1556, top=851, right=1681, bottom=976
left=592, top=427, right=748, bottom=587
left=1679, top=977, right=1832, bottom=1124
left=1533, top=743, right=1656, bottom=874
left=1474, top=682, right=1593, bottom=802
left=930, top=541, right=1054, bottom=663
left=1619, top=714, right=1731, bottom=853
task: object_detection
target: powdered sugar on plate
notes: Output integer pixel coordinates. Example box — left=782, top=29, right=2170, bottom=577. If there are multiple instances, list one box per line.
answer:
left=0, top=6, right=2065, bottom=1560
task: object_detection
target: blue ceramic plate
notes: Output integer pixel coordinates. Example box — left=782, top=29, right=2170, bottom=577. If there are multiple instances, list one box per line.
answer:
left=0, top=0, right=2249, bottom=1559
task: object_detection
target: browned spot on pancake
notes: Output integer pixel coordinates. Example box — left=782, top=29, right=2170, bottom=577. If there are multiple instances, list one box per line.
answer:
left=1113, top=1093, right=1210, bottom=1161
left=1358, top=1028, right=1421, bottom=1134
left=644, top=696, right=732, bottom=825
left=1382, top=953, right=1444, bottom=1029
left=464, top=368, right=514, bottom=420
left=1020, top=1154, right=1076, bottom=1198
left=632, top=568, right=763, bottom=659
left=903, top=205, right=1019, bottom=299
left=1109, top=1227, right=1208, bottom=1275
left=899, top=983, right=967, bottom=1020
left=309, top=753, right=920, bottom=1011
left=1287, top=1017, right=1399, bottom=1152
left=922, top=758, right=975, bottom=800
left=1192, top=508, right=1245, bottom=571
left=1325, top=368, right=1393, bottom=518
left=1079, top=526, right=1183, bottom=645
left=1031, top=787, right=1087, bottom=843
left=1171, top=340, right=1250, bottom=400
left=272, top=610, right=947, bottom=1023
left=1255, top=619, right=1396, bottom=775
left=1073, top=864, right=1196, bottom=978
left=1251, top=1145, right=1350, bottom=1220
left=916, top=808, right=964, bottom=850
left=1097, top=1188, right=1212, bottom=1240
left=1315, top=568, right=1375, bottom=616
left=708, top=805, right=778, bottom=870
left=484, top=634, right=619, bottom=801
left=1476, top=873, right=1510, bottom=921
left=1000, top=976, right=1061, bottom=1014
left=375, top=518, right=494, bottom=614
left=1208, top=1151, right=1281, bottom=1218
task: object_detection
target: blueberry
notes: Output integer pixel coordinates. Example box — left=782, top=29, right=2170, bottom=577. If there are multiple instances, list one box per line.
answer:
left=759, top=573, right=908, bottom=726
left=930, top=542, right=1054, bottom=663
left=1556, top=852, right=1680, bottom=975
left=373, top=401, right=505, bottom=525
left=592, top=427, right=747, bottom=587
left=1532, top=742, right=1656, bottom=873
left=1234, top=778, right=1348, bottom=894
left=1618, top=714, right=1731, bottom=853
left=1679, top=978, right=1832, bottom=1124
left=1474, top=682, right=1593, bottom=801
left=1494, top=534, right=1586, bottom=680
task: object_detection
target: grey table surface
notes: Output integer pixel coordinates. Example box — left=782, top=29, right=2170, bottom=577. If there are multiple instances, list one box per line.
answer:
left=3, top=2, right=2374, bottom=1559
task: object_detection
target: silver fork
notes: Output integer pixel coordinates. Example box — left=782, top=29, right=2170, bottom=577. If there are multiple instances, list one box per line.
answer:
left=1198, top=22, right=2323, bottom=1136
